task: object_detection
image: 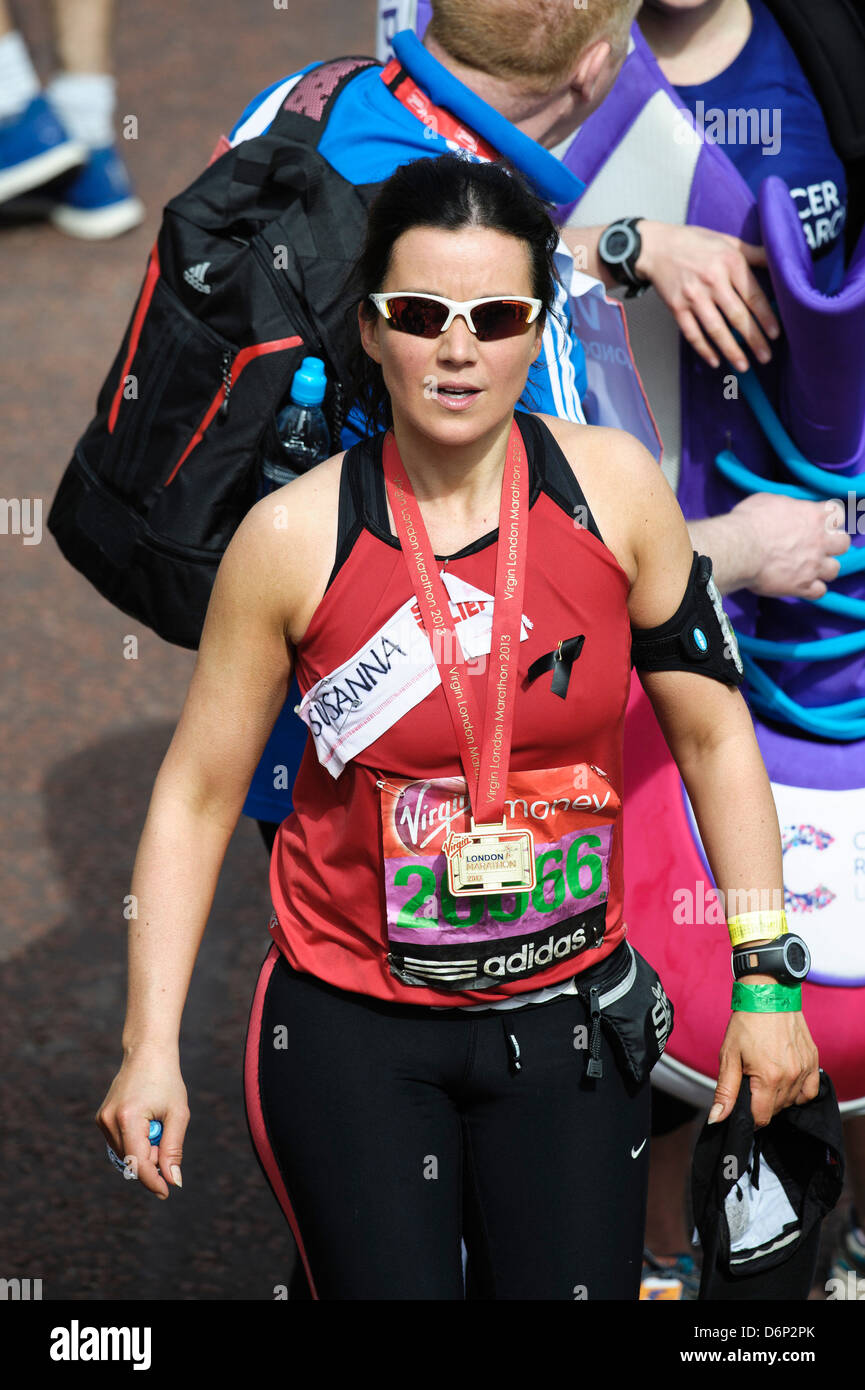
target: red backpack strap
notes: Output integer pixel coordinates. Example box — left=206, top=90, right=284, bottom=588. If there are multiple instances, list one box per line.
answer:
left=207, top=132, right=231, bottom=166
left=379, top=58, right=498, bottom=159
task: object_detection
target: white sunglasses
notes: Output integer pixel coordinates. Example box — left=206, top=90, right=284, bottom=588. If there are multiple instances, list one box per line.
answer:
left=368, top=292, right=543, bottom=341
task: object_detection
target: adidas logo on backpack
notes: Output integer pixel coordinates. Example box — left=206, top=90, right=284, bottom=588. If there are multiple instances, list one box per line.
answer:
left=183, top=261, right=212, bottom=294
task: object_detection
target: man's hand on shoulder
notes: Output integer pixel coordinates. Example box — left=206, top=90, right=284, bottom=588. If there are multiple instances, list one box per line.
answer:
left=633, top=222, right=780, bottom=374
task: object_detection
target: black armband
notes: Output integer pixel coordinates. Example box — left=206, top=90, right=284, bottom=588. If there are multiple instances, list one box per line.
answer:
left=630, top=552, right=744, bottom=687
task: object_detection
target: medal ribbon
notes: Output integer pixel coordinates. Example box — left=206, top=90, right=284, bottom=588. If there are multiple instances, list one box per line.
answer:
left=382, top=420, right=529, bottom=825
left=380, top=59, right=499, bottom=160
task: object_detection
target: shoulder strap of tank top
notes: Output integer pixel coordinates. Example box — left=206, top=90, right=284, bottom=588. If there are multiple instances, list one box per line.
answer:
left=514, top=410, right=605, bottom=546
left=325, top=433, right=382, bottom=590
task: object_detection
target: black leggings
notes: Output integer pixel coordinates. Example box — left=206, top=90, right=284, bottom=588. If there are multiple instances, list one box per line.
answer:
left=244, top=940, right=652, bottom=1301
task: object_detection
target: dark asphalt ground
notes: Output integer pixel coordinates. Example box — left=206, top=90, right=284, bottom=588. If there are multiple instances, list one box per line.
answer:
left=0, top=0, right=853, bottom=1339
left=0, top=0, right=374, bottom=1306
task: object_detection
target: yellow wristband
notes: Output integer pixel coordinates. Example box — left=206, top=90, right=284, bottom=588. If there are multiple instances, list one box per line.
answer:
left=727, top=910, right=788, bottom=948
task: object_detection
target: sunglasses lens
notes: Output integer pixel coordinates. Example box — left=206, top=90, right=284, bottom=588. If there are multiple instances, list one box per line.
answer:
left=380, top=296, right=536, bottom=340
left=472, top=300, right=534, bottom=341
left=385, top=296, right=447, bottom=337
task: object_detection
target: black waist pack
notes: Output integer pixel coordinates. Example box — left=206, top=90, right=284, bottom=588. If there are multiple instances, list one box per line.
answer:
left=574, top=941, right=674, bottom=1091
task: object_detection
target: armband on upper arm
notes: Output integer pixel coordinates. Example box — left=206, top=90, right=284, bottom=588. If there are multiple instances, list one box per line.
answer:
left=630, top=552, right=744, bottom=687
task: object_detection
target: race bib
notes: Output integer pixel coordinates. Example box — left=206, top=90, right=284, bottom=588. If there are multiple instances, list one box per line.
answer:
left=380, top=762, right=620, bottom=991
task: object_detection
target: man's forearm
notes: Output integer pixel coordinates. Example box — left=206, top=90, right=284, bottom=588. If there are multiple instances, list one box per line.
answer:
left=560, top=219, right=668, bottom=292
left=687, top=513, right=756, bottom=595
left=559, top=223, right=620, bottom=290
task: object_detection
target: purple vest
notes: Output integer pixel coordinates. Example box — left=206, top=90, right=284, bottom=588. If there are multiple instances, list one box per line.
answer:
left=560, top=27, right=865, bottom=789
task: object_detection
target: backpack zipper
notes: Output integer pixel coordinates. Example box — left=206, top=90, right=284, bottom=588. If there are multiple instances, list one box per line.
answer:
left=252, top=237, right=346, bottom=443
left=586, top=986, right=603, bottom=1078
left=163, top=334, right=302, bottom=485
left=218, top=350, right=233, bottom=421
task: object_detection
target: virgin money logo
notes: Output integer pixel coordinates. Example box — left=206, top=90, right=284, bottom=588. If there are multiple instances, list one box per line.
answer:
left=395, top=779, right=469, bottom=855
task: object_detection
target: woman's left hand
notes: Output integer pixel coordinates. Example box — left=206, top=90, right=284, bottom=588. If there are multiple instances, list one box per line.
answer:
left=710, top=1009, right=820, bottom=1128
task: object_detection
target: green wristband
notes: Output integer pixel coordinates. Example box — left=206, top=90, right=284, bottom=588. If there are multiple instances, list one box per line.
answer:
left=731, top=981, right=802, bottom=1013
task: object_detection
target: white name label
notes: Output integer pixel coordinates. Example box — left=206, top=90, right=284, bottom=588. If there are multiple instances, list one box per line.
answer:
left=296, top=572, right=533, bottom=778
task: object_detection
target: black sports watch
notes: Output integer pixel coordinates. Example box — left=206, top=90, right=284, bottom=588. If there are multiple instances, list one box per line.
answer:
left=597, top=217, right=651, bottom=297
left=731, top=934, right=811, bottom=985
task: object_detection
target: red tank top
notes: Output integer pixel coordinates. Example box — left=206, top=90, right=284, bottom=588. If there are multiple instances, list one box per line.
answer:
left=269, top=411, right=633, bottom=1004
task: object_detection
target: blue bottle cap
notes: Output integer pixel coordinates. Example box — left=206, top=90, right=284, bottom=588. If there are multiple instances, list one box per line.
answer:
left=289, top=356, right=327, bottom=406
left=149, top=1119, right=163, bottom=1144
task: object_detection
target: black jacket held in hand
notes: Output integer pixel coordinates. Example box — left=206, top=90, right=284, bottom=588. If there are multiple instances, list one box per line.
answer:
left=691, top=1069, right=844, bottom=1300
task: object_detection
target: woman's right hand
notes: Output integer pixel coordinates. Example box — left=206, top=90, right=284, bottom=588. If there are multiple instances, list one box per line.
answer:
left=96, top=1047, right=190, bottom=1199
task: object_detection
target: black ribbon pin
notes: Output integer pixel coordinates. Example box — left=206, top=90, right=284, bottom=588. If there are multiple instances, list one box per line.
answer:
left=524, top=635, right=585, bottom=699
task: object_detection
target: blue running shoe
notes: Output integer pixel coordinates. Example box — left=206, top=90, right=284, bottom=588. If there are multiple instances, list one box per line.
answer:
left=827, top=1206, right=865, bottom=1299
left=641, top=1248, right=701, bottom=1301
left=50, top=144, right=144, bottom=239
left=0, top=93, right=86, bottom=205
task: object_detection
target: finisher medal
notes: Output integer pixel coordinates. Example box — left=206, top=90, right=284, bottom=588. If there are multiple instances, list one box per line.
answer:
left=382, top=420, right=535, bottom=896
left=444, top=820, right=537, bottom=896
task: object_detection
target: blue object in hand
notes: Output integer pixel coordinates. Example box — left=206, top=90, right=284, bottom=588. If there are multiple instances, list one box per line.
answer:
left=105, top=1119, right=163, bottom=1176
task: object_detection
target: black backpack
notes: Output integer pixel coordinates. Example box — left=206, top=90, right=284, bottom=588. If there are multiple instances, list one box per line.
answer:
left=48, top=56, right=384, bottom=649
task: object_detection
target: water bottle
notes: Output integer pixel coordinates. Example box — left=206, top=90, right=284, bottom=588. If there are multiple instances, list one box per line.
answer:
left=260, top=356, right=331, bottom=494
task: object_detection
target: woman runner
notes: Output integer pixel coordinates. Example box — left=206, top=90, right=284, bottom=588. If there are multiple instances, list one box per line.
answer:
left=97, top=154, right=819, bottom=1300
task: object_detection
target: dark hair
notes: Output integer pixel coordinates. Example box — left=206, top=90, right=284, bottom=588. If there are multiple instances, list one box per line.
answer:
left=342, top=154, right=561, bottom=433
